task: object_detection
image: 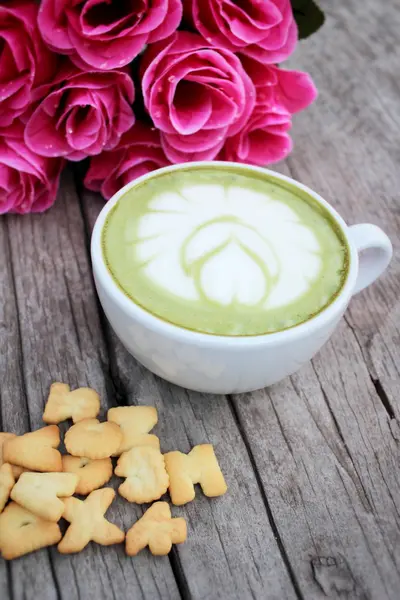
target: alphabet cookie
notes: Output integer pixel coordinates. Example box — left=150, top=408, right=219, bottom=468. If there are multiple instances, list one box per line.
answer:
left=3, top=426, right=62, bottom=472
left=0, top=502, right=62, bottom=560
left=0, top=433, right=24, bottom=479
left=64, top=419, right=122, bottom=459
left=126, top=501, right=187, bottom=556
left=165, top=444, right=227, bottom=505
left=115, top=446, right=169, bottom=504
left=62, top=455, right=113, bottom=495
left=11, top=472, right=78, bottom=521
left=107, top=406, right=159, bottom=455
left=0, top=464, right=14, bottom=513
left=43, top=383, right=100, bottom=424
left=58, top=488, right=125, bottom=554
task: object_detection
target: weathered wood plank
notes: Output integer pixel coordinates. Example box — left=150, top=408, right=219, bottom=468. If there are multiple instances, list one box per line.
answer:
left=82, top=190, right=299, bottom=600
left=0, top=211, right=59, bottom=600
left=0, top=171, right=180, bottom=600
left=229, top=0, right=400, bottom=598
left=1, top=2, right=399, bottom=600
left=231, top=327, right=400, bottom=599
left=287, top=0, right=400, bottom=415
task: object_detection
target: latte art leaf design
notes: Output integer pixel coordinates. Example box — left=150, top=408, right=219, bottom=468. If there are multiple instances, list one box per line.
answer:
left=182, top=219, right=279, bottom=306
left=134, top=185, right=323, bottom=309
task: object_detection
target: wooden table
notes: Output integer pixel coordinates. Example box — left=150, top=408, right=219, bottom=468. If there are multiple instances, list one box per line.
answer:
left=1, top=2, right=399, bottom=599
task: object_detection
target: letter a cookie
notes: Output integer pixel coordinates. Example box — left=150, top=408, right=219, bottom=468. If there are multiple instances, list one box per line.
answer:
left=165, top=444, right=227, bottom=505
left=11, top=472, right=78, bottom=521
left=0, top=464, right=15, bottom=513
left=0, top=433, right=24, bottom=479
left=108, top=406, right=159, bottom=455
left=0, top=502, right=62, bottom=560
left=62, top=456, right=113, bottom=495
left=126, top=501, right=187, bottom=556
left=43, top=383, right=100, bottom=424
left=115, top=446, right=169, bottom=504
left=58, top=488, right=125, bottom=554
left=3, top=426, right=62, bottom=472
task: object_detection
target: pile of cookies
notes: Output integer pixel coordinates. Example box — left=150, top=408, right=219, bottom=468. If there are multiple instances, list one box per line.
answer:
left=0, top=383, right=227, bottom=560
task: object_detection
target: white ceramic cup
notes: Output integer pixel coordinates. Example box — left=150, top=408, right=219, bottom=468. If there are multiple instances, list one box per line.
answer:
left=91, top=163, right=392, bottom=395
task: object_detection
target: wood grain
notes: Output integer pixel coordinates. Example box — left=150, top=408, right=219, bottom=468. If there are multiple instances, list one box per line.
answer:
left=0, top=212, right=57, bottom=600
left=230, top=0, right=400, bottom=598
left=0, top=0, right=399, bottom=599
left=0, top=172, right=180, bottom=600
left=286, top=0, right=400, bottom=416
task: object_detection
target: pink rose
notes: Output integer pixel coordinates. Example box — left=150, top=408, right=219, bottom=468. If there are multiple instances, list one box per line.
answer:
left=0, top=122, right=64, bottom=215
left=221, top=107, right=293, bottom=165
left=85, top=123, right=170, bottom=200
left=38, top=0, right=183, bottom=70
left=183, top=0, right=297, bottom=63
left=24, top=64, right=135, bottom=162
left=0, top=2, right=58, bottom=127
left=239, top=55, right=318, bottom=114
left=221, top=58, right=317, bottom=165
left=141, top=32, right=256, bottom=162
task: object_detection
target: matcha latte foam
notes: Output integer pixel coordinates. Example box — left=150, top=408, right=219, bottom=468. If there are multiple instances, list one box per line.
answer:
left=102, top=166, right=349, bottom=336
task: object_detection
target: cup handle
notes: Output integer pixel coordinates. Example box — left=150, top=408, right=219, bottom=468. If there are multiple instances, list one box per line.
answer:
left=348, top=224, right=392, bottom=294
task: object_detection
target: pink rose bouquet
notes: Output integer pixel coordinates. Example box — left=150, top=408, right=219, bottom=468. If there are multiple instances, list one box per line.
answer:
left=0, top=0, right=323, bottom=213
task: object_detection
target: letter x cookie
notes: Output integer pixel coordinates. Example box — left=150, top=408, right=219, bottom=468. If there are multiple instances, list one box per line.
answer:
left=126, top=501, right=187, bottom=556
left=58, top=488, right=125, bottom=553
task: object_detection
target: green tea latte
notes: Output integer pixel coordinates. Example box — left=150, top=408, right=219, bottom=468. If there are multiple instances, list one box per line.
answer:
left=102, top=166, right=349, bottom=336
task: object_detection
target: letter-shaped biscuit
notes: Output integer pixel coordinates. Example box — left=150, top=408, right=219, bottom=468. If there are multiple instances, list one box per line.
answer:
left=3, top=426, right=62, bottom=472
left=0, top=502, right=62, bottom=560
left=58, top=488, right=125, bottom=554
left=165, top=444, right=227, bottom=505
left=107, top=406, right=159, bottom=455
left=126, top=501, right=187, bottom=556
left=62, top=455, right=113, bottom=495
left=11, top=472, right=78, bottom=521
left=0, top=433, right=24, bottom=479
left=115, top=446, right=169, bottom=504
left=0, top=464, right=15, bottom=513
left=64, top=419, right=122, bottom=459
left=43, top=383, right=100, bottom=424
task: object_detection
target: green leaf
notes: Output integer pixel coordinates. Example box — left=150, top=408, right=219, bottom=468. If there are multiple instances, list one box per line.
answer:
left=290, top=0, right=325, bottom=39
